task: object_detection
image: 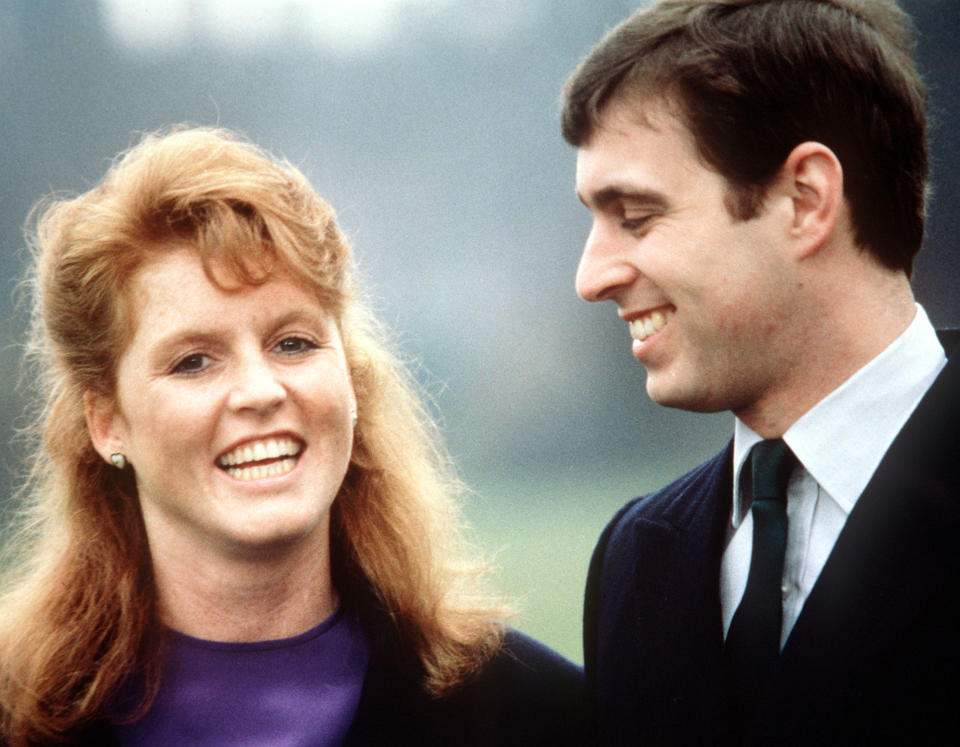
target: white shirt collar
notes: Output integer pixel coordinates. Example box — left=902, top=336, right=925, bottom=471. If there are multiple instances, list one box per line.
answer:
left=732, top=304, right=946, bottom=527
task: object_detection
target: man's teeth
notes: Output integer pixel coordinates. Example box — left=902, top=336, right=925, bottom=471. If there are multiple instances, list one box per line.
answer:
left=629, top=309, right=673, bottom=341
left=217, top=437, right=302, bottom=481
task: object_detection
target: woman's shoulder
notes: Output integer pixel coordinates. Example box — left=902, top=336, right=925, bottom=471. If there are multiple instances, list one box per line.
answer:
left=482, top=628, right=585, bottom=700
left=346, top=627, right=590, bottom=746
left=461, top=628, right=589, bottom=744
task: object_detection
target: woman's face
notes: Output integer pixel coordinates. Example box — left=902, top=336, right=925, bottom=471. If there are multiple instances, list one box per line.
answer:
left=87, top=249, right=356, bottom=562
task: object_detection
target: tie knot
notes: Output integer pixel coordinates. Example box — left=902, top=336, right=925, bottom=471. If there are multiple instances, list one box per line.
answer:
left=749, top=438, right=796, bottom=504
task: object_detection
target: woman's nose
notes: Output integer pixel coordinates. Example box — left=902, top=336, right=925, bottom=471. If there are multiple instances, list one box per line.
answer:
left=227, top=355, right=286, bottom=414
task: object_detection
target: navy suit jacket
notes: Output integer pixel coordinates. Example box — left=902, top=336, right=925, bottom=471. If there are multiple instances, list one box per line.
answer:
left=585, top=330, right=960, bottom=746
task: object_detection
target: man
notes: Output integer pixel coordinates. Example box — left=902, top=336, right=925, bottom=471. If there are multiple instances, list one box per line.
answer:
left=561, top=1, right=959, bottom=744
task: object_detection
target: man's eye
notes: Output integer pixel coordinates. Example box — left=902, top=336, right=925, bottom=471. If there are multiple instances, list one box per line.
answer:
left=621, top=216, right=652, bottom=232
left=276, top=336, right=318, bottom=355
left=172, top=353, right=209, bottom=374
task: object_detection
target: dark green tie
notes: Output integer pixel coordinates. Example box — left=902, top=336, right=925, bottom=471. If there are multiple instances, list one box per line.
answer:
left=724, top=438, right=797, bottom=722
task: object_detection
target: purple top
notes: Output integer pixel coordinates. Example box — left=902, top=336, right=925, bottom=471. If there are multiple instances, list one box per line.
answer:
left=111, top=607, right=370, bottom=746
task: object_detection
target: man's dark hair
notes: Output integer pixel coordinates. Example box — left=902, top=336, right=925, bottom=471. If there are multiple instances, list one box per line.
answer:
left=561, top=0, right=928, bottom=275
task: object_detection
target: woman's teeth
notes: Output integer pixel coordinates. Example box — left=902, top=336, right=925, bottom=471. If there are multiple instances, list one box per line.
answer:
left=223, top=458, right=298, bottom=482
left=216, top=437, right=302, bottom=481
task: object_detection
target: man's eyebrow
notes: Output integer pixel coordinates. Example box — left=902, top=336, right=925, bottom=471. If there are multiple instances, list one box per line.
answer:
left=577, top=186, right=668, bottom=210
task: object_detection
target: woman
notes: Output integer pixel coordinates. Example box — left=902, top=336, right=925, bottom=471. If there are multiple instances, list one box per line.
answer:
left=0, top=127, right=587, bottom=745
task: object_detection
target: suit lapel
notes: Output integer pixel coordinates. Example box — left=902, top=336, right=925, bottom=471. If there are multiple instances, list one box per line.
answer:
left=748, top=334, right=960, bottom=743
left=601, top=443, right=735, bottom=734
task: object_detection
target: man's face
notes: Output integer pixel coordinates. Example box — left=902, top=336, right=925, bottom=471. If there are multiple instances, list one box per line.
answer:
left=575, top=98, right=805, bottom=422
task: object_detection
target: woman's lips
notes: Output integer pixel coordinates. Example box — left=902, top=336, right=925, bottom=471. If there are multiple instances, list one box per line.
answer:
left=216, top=436, right=304, bottom=481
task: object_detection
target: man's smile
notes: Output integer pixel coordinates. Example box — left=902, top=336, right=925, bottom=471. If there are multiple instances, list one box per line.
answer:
left=628, top=306, right=675, bottom=342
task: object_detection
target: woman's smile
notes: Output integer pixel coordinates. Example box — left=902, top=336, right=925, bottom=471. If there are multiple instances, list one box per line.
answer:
left=216, top=435, right=305, bottom=482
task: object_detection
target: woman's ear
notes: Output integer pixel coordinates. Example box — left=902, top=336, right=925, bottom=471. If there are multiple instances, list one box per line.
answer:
left=779, top=141, right=845, bottom=260
left=84, top=390, right=125, bottom=464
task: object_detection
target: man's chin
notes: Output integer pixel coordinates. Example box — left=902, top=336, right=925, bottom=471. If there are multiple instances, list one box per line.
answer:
left=645, top=376, right=727, bottom=414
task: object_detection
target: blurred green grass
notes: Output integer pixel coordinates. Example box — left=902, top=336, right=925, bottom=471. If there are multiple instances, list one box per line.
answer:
left=464, top=463, right=677, bottom=664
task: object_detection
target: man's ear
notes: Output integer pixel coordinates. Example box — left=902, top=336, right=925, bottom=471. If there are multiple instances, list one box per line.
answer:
left=778, top=141, right=845, bottom=260
left=84, top=390, right=125, bottom=465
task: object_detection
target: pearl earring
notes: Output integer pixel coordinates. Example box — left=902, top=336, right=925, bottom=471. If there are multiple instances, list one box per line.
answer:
left=110, top=453, right=127, bottom=470
left=350, top=407, right=358, bottom=426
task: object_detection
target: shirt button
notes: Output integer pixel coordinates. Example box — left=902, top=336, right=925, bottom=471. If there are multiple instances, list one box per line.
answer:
left=781, top=582, right=790, bottom=595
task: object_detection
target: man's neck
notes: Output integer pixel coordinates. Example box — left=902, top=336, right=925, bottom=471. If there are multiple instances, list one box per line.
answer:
left=737, top=260, right=916, bottom=438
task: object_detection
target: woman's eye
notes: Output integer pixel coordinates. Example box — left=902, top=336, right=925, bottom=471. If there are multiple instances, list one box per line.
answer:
left=172, top=353, right=210, bottom=374
left=275, top=336, right=318, bottom=355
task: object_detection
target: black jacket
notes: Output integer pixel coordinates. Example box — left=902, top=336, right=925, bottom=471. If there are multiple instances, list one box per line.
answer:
left=344, top=628, right=589, bottom=746
left=585, top=330, right=960, bottom=745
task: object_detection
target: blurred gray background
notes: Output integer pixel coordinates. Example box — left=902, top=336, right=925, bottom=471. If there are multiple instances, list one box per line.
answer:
left=2, top=0, right=957, bottom=662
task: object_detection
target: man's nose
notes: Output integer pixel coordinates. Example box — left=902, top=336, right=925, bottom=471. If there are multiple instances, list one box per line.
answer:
left=575, top=221, right=637, bottom=303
